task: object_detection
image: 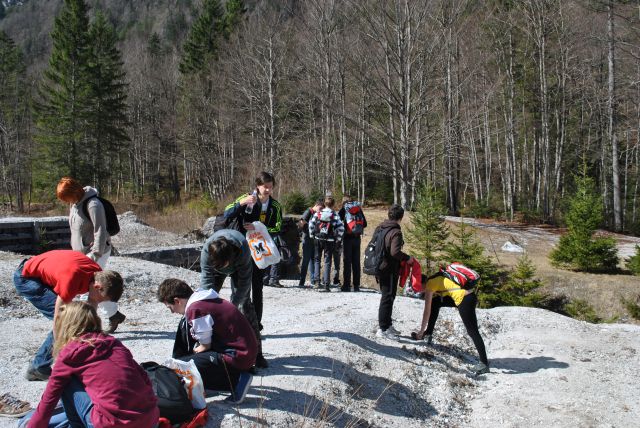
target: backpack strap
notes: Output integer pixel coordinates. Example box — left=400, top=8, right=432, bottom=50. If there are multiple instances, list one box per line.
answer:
left=81, top=195, right=98, bottom=220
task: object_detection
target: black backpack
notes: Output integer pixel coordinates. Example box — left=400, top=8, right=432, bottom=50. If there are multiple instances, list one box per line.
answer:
left=212, top=213, right=241, bottom=233
left=141, top=362, right=194, bottom=424
left=82, top=195, right=120, bottom=236
left=363, top=224, right=398, bottom=276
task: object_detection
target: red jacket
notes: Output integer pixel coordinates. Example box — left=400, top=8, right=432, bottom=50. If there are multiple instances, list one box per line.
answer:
left=29, top=333, right=159, bottom=428
left=399, top=259, right=423, bottom=293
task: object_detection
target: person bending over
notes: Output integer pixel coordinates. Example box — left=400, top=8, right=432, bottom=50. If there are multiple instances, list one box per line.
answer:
left=412, top=274, right=490, bottom=375
left=23, top=301, right=158, bottom=428
left=13, top=250, right=123, bottom=381
left=157, top=279, right=257, bottom=404
left=200, top=229, right=267, bottom=369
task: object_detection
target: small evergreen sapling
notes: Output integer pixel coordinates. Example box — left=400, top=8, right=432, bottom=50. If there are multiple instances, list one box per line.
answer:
left=549, top=175, right=619, bottom=272
left=406, top=186, right=449, bottom=272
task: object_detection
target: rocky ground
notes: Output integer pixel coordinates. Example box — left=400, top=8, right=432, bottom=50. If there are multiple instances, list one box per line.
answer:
left=0, top=214, right=638, bottom=427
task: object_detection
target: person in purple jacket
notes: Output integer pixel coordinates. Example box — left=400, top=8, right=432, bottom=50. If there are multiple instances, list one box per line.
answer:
left=157, top=278, right=257, bottom=404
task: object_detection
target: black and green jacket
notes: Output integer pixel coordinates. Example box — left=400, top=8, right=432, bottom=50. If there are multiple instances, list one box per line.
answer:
left=224, top=193, right=283, bottom=235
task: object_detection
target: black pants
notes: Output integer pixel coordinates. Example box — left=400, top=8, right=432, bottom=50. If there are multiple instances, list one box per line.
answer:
left=177, top=351, right=240, bottom=391
left=342, top=236, right=361, bottom=289
left=377, top=270, right=398, bottom=330
left=251, top=260, right=265, bottom=322
left=172, top=318, right=241, bottom=390
left=425, top=293, right=488, bottom=365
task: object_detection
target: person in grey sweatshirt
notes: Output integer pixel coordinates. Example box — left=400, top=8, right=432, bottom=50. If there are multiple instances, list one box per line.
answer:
left=56, top=177, right=124, bottom=333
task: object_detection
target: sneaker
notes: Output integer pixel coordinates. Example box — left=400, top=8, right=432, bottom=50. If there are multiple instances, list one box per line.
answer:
left=106, top=311, right=126, bottom=334
left=340, top=287, right=350, bottom=292
left=269, top=281, right=284, bottom=288
left=353, top=286, right=360, bottom=292
left=386, top=325, right=401, bottom=336
left=255, top=354, right=269, bottom=369
left=322, top=285, right=331, bottom=292
left=0, top=393, right=32, bottom=418
left=226, top=372, right=253, bottom=404
left=313, top=282, right=322, bottom=289
left=25, top=366, right=50, bottom=381
left=410, top=332, right=433, bottom=344
left=375, top=328, right=398, bottom=339
left=472, top=362, right=490, bottom=375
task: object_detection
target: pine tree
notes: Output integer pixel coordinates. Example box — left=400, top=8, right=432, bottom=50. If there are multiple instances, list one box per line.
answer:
left=406, top=185, right=449, bottom=272
left=221, top=0, right=245, bottom=39
left=179, top=0, right=224, bottom=75
left=549, top=175, right=619, bottom=272
left=0, top=30, right=30, bottom=210
left=484, top=254, right=546, bottom=308
left=85, top=11, right=129, bottom=185
left=34, top=0, right=92, bottom=184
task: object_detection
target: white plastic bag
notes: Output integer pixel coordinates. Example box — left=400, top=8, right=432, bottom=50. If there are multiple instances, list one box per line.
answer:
left=246, top=221, right=281, bottom=269
left=163, top=357, right=207, bottom=410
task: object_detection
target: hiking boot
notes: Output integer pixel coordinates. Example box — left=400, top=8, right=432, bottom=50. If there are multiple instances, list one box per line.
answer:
left=322, top=284, right=331, bottom=292
left=255, top=354, right=269, bottom=369
left=313, top=282, right=322, bottom=290
left=340, top=286, right=350, bottom=292
left=25, top=366, right=50, bottom=382
left=472, top=362, right=490, bottom=375
left=353, top=286, right=360, bottom=292
left=226, top=372, right=253, bottom=404
left=0, top=393, right=32, bottom=418
left=106, top=311, right=126, bottom=334
left=375, top=328, right=398, bottom=339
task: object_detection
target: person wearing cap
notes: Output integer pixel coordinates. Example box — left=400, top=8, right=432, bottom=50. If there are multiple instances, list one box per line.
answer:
left=13, top=250, right=123, bottom=381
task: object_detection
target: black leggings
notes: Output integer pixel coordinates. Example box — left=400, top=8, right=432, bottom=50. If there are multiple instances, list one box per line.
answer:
left=425, top=293, right=488, bottom=365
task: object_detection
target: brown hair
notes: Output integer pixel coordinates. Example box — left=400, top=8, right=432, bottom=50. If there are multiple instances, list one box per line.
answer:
left=157, top=278, right=194, bottom=304
left=53, top=301, right=102, bottom=358
left=324, top=196, right=335, bottom=209
left=56, top=177, right=84, bottom=204
left=94, top=271, right=124, bottom=302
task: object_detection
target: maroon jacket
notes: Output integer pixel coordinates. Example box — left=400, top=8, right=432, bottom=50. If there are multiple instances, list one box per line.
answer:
left=29, top=333, right=158, bottom=428
left=184, top=289, right=258, bottom=370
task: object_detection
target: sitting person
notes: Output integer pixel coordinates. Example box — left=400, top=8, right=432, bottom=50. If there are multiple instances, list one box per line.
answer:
left=412, top=273, right=490, bottom=375
left=13, top=249, right=123, bottom=381
left=157, top=278, right=257, bottom=403
left=23, top=301, right=159, bottom=427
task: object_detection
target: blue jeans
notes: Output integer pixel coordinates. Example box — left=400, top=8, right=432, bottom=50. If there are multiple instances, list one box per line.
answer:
left=18, top=377, right=94, bottom=428
left=13, top=260, right=56, bottom=372
left=299, top=236, right=315, bottom=285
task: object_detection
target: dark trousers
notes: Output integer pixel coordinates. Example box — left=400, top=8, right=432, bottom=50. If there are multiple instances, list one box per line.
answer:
left=425, top=293, right=488, bottom=365
left=177, top=351, right=241, bottom=391
left=332, top=243, right=342, bottom=284
left=313, top=239, right=336, bottom=286
left=299, top=236, right=315, bottom=285
left=377, top=270, right=398, bottom=330
left=251, top=260, right=265, bottom=322
left=173, top=318, right=243, bottom=391
left=342, top=236, right=361, bottom=289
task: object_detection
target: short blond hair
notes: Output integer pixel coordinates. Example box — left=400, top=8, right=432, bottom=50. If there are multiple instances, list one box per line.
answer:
left=53, top=301, right=102, bottom=358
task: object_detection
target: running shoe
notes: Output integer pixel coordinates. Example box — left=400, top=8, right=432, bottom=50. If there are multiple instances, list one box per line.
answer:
left=0, top=393, right=32, bottom=418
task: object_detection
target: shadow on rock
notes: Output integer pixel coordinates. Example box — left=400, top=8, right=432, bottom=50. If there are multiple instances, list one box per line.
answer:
left=264, top=355, right=437, bottom=419
left=491, top=356, right=569, bottom=374
left=262, top=331, right=413, bottom=363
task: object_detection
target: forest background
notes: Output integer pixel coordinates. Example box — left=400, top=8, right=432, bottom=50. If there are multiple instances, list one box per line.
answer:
left=1, top=0, right=640, bottom=236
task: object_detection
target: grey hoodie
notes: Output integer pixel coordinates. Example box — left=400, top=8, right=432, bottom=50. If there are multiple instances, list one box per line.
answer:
left=69, top=186, right=111, bottom=262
